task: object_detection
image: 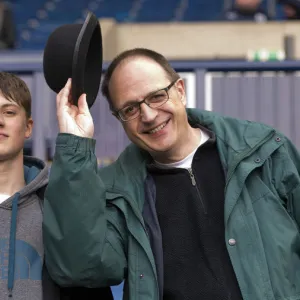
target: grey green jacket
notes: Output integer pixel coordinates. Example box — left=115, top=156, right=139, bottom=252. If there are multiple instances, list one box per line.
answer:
left=43, top=108, right=300, bottom=300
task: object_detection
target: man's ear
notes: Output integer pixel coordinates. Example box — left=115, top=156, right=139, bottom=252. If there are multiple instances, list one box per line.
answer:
left=175, top=78, right=187, bottom=106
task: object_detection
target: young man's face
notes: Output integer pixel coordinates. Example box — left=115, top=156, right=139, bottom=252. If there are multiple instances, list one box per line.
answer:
left=0, top=94, right=32, bottom=161
left=108, top=57, right=190, bottom=162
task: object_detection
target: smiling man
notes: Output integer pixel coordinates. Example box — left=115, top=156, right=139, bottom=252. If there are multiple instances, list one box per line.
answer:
left=44, top=48, right=300, bottom=300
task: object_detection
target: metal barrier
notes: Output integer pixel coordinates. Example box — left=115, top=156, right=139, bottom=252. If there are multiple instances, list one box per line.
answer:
left=1, top=51, right=300, bottom=160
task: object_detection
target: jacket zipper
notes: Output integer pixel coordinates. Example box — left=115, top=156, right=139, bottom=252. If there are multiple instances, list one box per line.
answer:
left=187, top=168, right=207, bottom=214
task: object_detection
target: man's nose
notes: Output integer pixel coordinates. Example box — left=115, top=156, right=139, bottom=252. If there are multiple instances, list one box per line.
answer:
left=140, top=103, right=158, bottom=123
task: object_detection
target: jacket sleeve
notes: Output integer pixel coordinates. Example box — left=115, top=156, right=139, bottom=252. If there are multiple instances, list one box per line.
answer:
left=271, top=136, right=300, bottom=227
left=43, top=133, right=127, bottom=288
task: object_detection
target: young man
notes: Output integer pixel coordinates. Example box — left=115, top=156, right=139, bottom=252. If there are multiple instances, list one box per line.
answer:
left=0, top=72, right=48, bottom=299
left=0, top=72, right=112, bottom=300
left=44, top=48, right=300, bottom=299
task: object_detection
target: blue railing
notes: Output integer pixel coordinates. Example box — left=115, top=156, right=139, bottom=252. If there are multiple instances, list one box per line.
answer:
left=3, top=51, right=300, bottom=72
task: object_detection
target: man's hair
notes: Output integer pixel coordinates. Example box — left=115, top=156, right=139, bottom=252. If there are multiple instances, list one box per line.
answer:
left=0, top=72, right=31, bottom=118
left=101, top=48, right=180, bottom=110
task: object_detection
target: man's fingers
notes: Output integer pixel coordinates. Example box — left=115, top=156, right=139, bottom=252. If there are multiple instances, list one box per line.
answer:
left=57, top=78, right=72, bottom=108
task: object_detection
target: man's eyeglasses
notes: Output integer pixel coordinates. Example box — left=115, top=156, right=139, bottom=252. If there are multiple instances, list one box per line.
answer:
left=114, top=80, right=178, bottom=122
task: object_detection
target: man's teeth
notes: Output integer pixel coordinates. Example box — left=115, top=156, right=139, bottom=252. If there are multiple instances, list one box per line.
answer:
left=149, top=122, right=167, bottom=134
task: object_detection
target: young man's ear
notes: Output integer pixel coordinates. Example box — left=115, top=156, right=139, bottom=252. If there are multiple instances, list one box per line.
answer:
left=25, top=118, right=33, bottom=139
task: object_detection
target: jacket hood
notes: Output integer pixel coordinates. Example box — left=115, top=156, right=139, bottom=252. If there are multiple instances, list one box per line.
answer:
left=186, top=108, right=275, bottom=152
left=1, top=156, right=49, bottom=209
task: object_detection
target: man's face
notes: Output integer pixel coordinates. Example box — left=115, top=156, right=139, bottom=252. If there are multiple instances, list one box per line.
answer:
left=0, top=94, right=32, bottom=161
left=109, top=57, right=190, bottom=160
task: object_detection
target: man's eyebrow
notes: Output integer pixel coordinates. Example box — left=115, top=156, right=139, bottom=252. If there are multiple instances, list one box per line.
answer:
left=120, top=99, right=141, bottom=109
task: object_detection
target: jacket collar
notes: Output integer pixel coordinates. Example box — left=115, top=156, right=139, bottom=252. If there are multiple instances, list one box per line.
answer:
left=186, top=108, right=275, bottom=153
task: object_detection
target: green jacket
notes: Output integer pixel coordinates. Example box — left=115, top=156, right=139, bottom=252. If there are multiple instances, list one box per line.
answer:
left=43, top=109, right=300, bottom=300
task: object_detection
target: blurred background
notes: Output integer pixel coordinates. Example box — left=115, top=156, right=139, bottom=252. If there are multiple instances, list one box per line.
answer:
left=0, top=0, right=299, bottom=298
left=2, top=0, right=299, bottom=163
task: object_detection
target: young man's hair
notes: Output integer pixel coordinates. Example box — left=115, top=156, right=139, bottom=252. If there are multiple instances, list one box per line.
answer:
left=0, top=72, right=31, bottom=118
left=101, top=48, right=180, bottom=110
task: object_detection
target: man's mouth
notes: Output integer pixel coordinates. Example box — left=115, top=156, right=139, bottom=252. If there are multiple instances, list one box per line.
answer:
left=147, top=121, right=168, bottom=134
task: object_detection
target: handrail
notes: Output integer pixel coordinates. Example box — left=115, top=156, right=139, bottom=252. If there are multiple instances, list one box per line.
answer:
left=1, top=51, right=300, bottom=72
